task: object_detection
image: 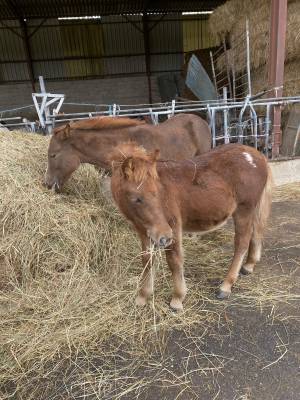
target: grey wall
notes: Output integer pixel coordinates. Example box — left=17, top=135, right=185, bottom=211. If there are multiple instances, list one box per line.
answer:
left=0, top=75, right=161, bottom=116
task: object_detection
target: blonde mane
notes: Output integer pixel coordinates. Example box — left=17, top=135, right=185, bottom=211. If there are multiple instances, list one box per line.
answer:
left=110, top=142, right=159, bottom=183
left=70, top=116, right=145, bottom=130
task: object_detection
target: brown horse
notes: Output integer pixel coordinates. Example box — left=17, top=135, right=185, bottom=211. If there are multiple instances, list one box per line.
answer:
left=109, top=142, right=273, bottom=310
left=45, top=114, right=211, bottom=192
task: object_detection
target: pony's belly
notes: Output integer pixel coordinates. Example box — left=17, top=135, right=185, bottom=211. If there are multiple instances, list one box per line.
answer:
left=183, top=217, right=229, bottom=234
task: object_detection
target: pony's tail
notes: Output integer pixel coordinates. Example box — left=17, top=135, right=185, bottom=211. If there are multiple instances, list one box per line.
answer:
left=253, top=163, right=273, bottom=237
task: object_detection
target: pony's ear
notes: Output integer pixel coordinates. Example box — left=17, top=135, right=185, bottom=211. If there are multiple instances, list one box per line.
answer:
left=150, top=149, right=160, bottom=162
left=54, top=123, right=71, bottom=140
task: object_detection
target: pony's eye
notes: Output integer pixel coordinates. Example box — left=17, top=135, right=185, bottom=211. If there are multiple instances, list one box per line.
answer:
left=50, top=154, right=56, bottom=158
left=135, top=197, right=143, bottom=204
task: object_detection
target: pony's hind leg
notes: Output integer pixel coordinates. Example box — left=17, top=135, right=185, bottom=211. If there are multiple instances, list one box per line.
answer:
left=216, top=209, right=254, bottom=300
left=241, top=232, right=262, bottom=275
left=241, top=166, right=272, bottom=275
left=165, top=230, right=187, bottom=311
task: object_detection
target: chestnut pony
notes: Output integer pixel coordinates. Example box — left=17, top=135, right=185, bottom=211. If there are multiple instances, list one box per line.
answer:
left=110, top=143, right=273, bottom=310
left=45, top=114, right=211, bottom=192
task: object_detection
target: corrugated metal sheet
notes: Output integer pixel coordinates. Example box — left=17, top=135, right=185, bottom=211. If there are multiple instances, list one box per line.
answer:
left=183, top=17, right=218, bottom=51
left=0, top=1, right=225, bottom=20
left=0, top=15, right=216, bottom=82
left=186, top=54, right=217, bottom=100
left=149, top=15, right=183, bottom=53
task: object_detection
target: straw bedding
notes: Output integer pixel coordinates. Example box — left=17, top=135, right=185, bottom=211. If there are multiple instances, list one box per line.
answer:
left=0, top=131, right=299, bottom=398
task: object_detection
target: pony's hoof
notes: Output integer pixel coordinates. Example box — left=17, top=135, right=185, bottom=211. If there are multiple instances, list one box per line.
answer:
left=135, top=295, right=147, bottom=307
left=215, top=289, right=231, bottom=300
left=170, top=298, right=184, bottom=312
left=240, top=265, right=254, bottom=275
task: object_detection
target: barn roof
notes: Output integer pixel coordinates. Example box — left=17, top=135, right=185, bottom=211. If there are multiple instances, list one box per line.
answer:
left=0, top=0, right=225, bottom=20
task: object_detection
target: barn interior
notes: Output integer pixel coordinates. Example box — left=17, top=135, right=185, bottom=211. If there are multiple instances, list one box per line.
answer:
left=0, top=1, right=300, bottom=399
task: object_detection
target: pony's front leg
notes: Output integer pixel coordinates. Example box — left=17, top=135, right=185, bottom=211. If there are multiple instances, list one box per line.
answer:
left=165, top=231, right=187, bottom=311
left=135, top=234, right=155, bottom=306
left=217, top=210, right=253, bottom=299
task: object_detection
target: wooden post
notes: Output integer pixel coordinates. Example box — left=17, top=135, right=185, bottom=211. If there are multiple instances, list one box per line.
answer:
left=268, top=0, right=287, bottom=158
left=142, top=13, right=152, bottom=104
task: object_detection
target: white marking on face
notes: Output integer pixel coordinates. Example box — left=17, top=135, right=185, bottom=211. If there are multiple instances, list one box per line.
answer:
left=243, top=152, right=257, bottom=168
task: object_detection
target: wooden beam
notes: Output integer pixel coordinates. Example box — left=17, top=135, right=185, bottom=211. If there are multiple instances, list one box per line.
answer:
left=268, top=0, right=287, bottom=158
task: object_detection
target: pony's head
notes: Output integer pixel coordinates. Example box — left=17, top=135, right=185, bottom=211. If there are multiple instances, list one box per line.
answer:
left=110, top=143, right=173, bottom=248
left=44, top=123, right=80, bottom=192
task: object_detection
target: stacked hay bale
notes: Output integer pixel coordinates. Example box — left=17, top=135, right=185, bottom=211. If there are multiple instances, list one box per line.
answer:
left=209, top=0, right=300, bottom=97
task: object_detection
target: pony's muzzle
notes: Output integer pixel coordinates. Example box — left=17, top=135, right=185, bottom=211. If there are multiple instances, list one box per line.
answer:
left=147, top=227, right=173, bottom=248
left=158, top=236, right=173, bottom=248
left=44, top=180, right=61, bottom=193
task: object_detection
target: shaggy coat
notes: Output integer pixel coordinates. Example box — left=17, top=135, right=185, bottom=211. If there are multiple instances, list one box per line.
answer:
left=110, top=143, right=273, bottom=310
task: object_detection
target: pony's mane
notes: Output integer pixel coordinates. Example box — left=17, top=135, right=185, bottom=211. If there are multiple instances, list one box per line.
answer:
left=110, top=142, right=159, bottom=183
left=69, top=116, right=145, bottom=130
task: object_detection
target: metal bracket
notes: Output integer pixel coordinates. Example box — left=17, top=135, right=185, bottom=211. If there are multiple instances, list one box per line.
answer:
left=32, top=76, right=64, bottom=133
left=149, top=108, right=159, bottom=125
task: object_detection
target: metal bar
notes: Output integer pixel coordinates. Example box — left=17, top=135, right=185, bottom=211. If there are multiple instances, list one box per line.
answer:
left=232, top=63, right=236, bottom=102
left=148, top=14, right=167, bottom=32
left=249, top=102, right=258, bottom=149
left=209, top=108, right=216, bottom=148
left=222, top=38, right=233, bottom=100
left=0, top=116, right=22, bottom=121
left=6, top=16, right=209, bottom=29
left=264, top=104, right=271, bottom=154
left=0, top=50, right=186, bottom=64
left=19, top=18, right=36, bottom=91
left=209, top=51, right=218, bottom=95
left=39, top=75, right=46, bottom=93
left=223, top=87, right=229, bottom=144
left=47, top=97, right=300, bottom=121
left=211, top=46, right=224, bottom=57
left=246, top=19, right=252, bottom=96
left=28, top=18, right=47, bottom=38
left=0, top=20, right=22, bottom=38
left=268, top=0, right=287, bottom=158
left=122, top=15, right=143, bottom=33
left=142, top=13, right=152, bottom=104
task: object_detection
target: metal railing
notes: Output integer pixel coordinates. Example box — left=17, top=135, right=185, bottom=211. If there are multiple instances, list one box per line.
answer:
left=1, top=77, right=300, bottom=159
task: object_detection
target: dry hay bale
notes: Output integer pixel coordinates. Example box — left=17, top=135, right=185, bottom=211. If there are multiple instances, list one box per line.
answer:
left=209, top=0, right=270, bottom=41
left=211, top=0, right=300, bottom=74
left=251, top=60, right=300, bottom=97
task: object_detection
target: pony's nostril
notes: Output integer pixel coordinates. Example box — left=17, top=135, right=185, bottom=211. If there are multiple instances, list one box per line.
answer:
left=159, top=237, right=166, bottom=247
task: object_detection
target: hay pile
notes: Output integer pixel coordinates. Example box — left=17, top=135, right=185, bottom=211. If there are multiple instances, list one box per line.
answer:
left=0, top=131, right=299, bottom=398
left=210, top=0, right=300, bottom=97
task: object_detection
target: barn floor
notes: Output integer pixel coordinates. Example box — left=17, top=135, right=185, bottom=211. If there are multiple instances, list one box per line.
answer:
left=33, top=198, right=300, bottom=399
left=1, top=191, right=299, bottom=400
left=144, top=203, right=300, bottom=399
left=102, top=200, right=300, bottom=400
